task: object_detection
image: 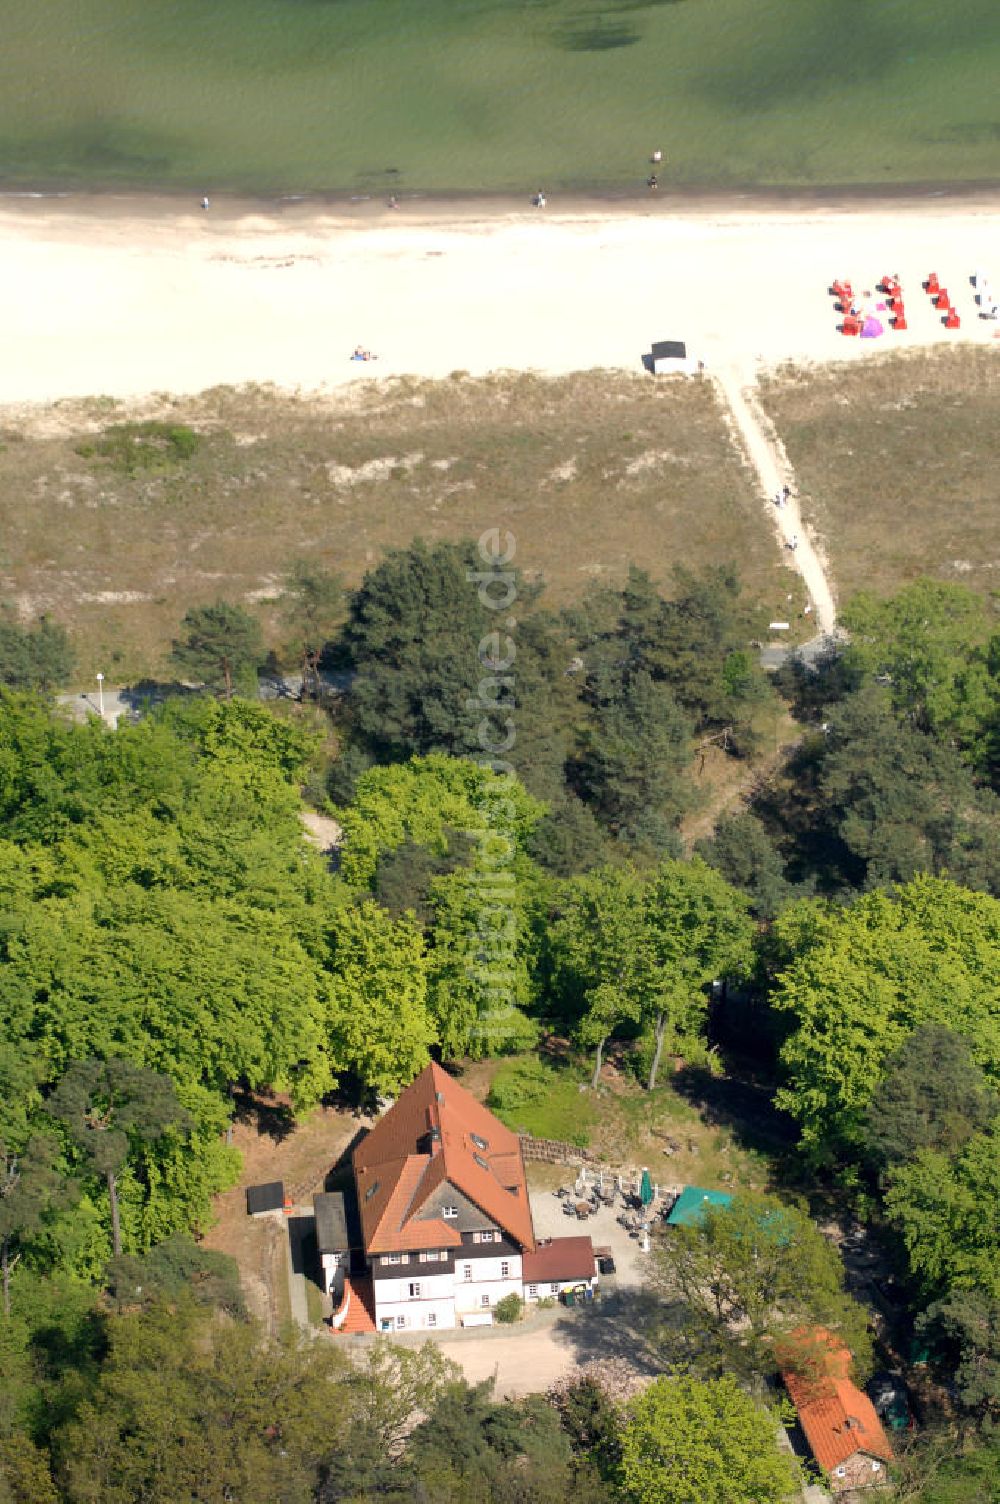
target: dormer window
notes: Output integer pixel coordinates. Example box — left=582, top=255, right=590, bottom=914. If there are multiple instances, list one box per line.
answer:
left=364, top=1180, right=380, bottom=1202
left=442, top=1205, right=458, bottom=1219
left=470, top=1133, right=489, bottom=1151
left=473, top=1153, right=489, bottom=1170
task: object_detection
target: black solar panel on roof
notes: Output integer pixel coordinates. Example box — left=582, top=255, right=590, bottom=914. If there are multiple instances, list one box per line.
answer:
left=246, top=1181, right=284, bottom=1215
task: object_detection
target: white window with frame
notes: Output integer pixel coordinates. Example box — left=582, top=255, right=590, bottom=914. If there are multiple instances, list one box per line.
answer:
left=408, top=1282, right=421, bottom=1299
left=550, top=1284, right=561, bottom=1296
left=463, top=1264, right=473, bottom=1281
left=480, top=1294, right=490, bottom=1308
left=442, top=1206, right=458, bottom=1219
left=500, top=1261, right=510, bottom=1277
left=396, top=1315, right=406, bottom=1329
left=526, top=1283, right=538, bottom=1299
left=427, top=1313, right=437, bottom=1328
left=383, top=1254, right=401, bottom=1266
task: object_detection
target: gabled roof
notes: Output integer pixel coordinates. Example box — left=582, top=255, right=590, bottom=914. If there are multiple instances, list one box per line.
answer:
left=353, top=1062, right=535, bottom=1254
left=783, top=1329, right=893, bottom=1473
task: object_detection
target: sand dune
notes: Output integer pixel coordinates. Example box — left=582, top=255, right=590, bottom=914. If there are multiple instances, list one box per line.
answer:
left=1, top=194, right=999, bottom=404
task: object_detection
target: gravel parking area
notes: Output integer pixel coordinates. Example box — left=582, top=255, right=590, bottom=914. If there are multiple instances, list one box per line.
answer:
left=528, top=1185, right=659, bottom=1290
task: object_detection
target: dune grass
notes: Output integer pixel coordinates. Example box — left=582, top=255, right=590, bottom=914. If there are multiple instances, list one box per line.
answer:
left=0, top=372, right=793, bottom=681
left=759, top=347, right=1000, bottom=604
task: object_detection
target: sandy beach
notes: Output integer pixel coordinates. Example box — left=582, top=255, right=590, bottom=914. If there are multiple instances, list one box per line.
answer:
left=2, top=193, right=999, bottom=405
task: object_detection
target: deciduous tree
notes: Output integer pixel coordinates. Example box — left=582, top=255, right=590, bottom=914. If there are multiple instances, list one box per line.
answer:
left=619, top=1373, right=797, bottom=1504
left=46, top=1059, right=191, bottom=1258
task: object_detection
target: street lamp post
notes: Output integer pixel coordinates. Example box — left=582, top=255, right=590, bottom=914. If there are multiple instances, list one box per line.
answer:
left=96, top=672, right=105, bottom=717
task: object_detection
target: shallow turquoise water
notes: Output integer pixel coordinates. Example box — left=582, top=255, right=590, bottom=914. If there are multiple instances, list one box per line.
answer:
left=1, top=0, right=998, bottom=193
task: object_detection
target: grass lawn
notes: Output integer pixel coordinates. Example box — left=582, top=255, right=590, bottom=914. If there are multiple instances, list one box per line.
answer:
left=471, top=1050, right=785, bottom=1195
left=759, top=348, right=1000, bottom=605
left=0, top=373, right=789, bottom=681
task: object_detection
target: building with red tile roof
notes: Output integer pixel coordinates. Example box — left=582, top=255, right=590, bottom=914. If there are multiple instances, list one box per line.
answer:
left=346, top=1062, right=594, bottom=1332
left=782, top=1329, right=893, bottom=1494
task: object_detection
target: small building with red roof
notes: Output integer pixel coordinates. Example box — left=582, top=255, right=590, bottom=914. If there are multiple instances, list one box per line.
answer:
left=349, top=1061, right=595, bottom=1332
left=781, top=1329, right=893, bottom=1494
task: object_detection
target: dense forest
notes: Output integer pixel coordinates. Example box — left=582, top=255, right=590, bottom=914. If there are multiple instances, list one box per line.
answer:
left=2, top=543, right=999, bottom=1501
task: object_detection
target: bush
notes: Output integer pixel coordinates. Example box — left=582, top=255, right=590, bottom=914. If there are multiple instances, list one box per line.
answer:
left=494, top=1292, right=523, bottom=1324
left=81, top=421, right=201, bottom=475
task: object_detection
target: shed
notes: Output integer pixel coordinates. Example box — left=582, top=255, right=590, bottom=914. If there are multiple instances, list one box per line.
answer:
left=650, top=339, right=699, bottom=376
left=314, top=1190, right=356, bottom=1297
left=665, top=1186, right=733, bottom=1227
left=246, top=1181, right=285, bottom=1217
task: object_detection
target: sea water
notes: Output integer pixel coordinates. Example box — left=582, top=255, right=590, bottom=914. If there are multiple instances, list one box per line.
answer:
left=0, top=0, right=997, bottom=194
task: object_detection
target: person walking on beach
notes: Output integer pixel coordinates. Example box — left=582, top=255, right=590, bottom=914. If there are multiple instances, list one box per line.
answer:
left=200, top=196, right=210, bottom=211
left=788, top=533, right=798, bottom=551
left=781, top=484, right=791, bottom=504
left=774, top=489, right=784, bottom=509
left=534, top=189, right=546, bottom=208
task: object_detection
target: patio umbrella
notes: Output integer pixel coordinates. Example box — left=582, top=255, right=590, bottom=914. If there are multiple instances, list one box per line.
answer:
left=860, top=316, right=884, bottom=339
left=640, top=1167, right=653, bottom=1207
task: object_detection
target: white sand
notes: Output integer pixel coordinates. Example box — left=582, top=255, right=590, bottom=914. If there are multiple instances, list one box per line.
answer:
left=2, top=195, right=999, bottom=404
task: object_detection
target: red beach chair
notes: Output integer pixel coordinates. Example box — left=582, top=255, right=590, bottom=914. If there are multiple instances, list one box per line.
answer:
left=926, top=272, right=940, bottom=296
left=841, top=316, right=860, bottom=335
left=944, top=308, right=961, bottom=329
left=935, top=289, right=951, bottom=311
left=892, top=309, right=907, bottom=331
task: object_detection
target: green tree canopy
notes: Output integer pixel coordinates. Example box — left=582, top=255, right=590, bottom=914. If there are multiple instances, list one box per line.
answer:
left=550, top=866, right=653, bottom=1087
left=918, top=1289, right=1000, bottom=1432
left=652, top=1193, right=868, bottom=1377
left=52, top=1299, right=352, bottom=1504
left=840, top=578, right=997, bottom=757
left=327, top=901, right=436, bottom=1097
left=884, top=1121, right=1000, bottom=1300
left=771, top=877, right=1000, bottom=1160
left=46, top=1059, right=191, bottom=1258
left=865, top=1023, right=998, bottom=1173
left=334, top=754, right=543, bottom=890
left=0, top=616, right=75, bottom=694
left=170, top=601, right=264, bottom=700
left=642, top=858, right=755, bottom=1089
left=280, top=561, right=343, bottom=699
left=619, top=1374, right=797, bottom=1504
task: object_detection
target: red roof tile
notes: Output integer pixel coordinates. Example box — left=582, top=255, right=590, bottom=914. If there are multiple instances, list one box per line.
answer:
left=523, top=1236, right=595, bottom=1283
left=354, top=1062, right=535, bottom=1254
left=783, top=1330, right=893, bottom=1473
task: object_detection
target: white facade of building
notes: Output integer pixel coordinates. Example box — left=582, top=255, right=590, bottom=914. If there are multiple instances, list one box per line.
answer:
left=372, top=1252, right=524, bottom=1331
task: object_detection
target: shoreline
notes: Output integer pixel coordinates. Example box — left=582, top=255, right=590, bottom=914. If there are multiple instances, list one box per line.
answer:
left=4, top=179, right=1000, bottom=224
